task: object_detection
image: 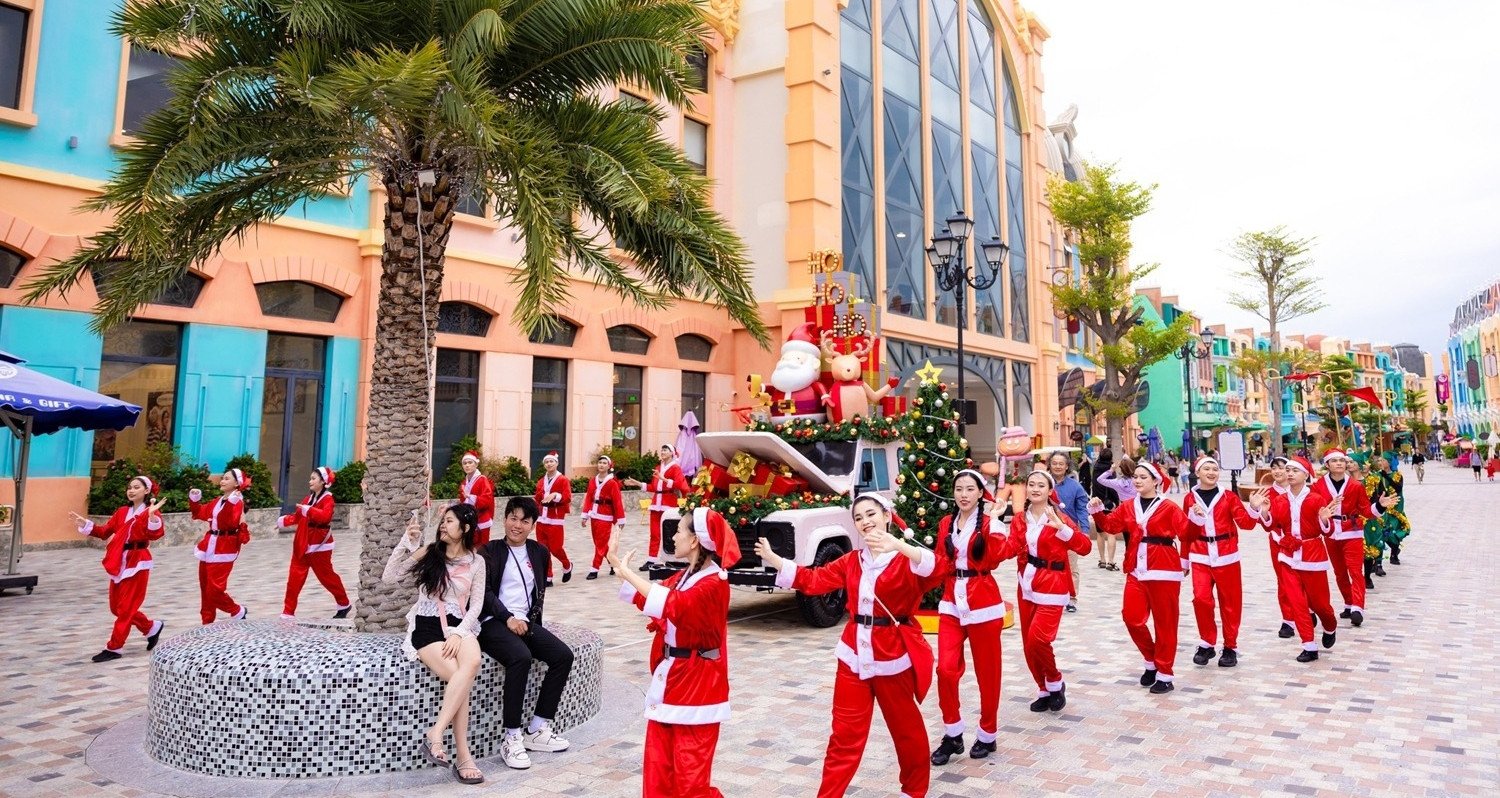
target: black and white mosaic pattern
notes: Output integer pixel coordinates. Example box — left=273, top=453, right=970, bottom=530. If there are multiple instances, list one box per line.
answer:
left=145, top=620, right=603, bottom=778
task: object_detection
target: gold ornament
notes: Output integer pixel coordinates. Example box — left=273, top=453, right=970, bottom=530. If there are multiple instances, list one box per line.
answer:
left=917, top=470, right=926, bottom=479
left=915, top=360, right=944, bottom=385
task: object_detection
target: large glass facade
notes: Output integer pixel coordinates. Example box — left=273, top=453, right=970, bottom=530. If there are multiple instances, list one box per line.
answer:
left=839, top=0, right=877, bottom=297
left=1003, top=68, right=1029, bottom=342
left=881, top=0, right=925, bottom=319
left=929, top=0, right=962, bottom=326
left=95, top=321, right=180, bottom=472
left=967, top=1, right=1004, bottom=335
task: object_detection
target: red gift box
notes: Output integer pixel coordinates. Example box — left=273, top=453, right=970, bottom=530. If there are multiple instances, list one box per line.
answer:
left=881, top=395, right=908, bottom=417
left=750, top=463, right=776, bottom=486
left=693, top=461, right=733, bottom=497
left=768, top=474, right=810, bottom=496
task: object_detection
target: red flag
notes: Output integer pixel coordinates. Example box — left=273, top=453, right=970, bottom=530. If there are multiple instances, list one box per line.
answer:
left=1342, top=386, right=1384, bottom=409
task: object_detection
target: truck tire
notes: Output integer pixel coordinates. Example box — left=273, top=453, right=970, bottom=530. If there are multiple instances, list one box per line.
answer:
left=796, top=540, right=850, bottom=628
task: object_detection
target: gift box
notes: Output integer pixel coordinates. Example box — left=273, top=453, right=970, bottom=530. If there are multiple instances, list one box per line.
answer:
left=768, top=474, right=810, bottom=496
left=692, top=461, right=732, bottom=496
left=881, top=395, right=909, bottom=417
left=729, top=483, right=771, bottom=500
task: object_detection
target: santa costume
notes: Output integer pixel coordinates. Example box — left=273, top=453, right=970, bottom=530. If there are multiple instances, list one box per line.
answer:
left=533, top=451, right=573, bottom=582
left=772, top=496, right=939, bottom=798
left=1260, top=456, right=1339, bottom=661
left=280, top=466, right=352, bottom=619
left=1090, top=462, right=1188, bottom=693
left=1179, top=455, right=1261, bottom=667
left=1264, top=458, right=1300, bottom=639
left=187, top=469, right=253, bottom=624
left=79, top=476, right=167, bottom=661
left=997, top=470, right=1091, bottom=711
left=618, top=508, right=738, bottom=798
left=1308, top=449, right=1374, bottom=624
left=457, top=450, right=496, bottom=547
left=582, top=456, right=625, bottom=577
left=644, top=447, right=691, bottom=567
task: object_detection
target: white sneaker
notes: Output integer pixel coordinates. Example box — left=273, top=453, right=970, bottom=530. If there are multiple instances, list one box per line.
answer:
left=501, top=734, right=531, bottom=770
left=523, top=725, right=570, bottom=752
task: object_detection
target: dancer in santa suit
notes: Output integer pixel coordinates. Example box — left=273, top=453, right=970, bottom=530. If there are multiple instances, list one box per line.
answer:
left=625, top=444, right=691, bottom=571
left=581, top=455, right=624, bottom=580
left=1088, top=462, right=1188, bottom=694
left=69, top=475, right=167, bottom=662
left=1308, top=450, right=1375, bottom=626
left=280, top=466, right=352, bottom=619
left=754, top=494, right=939, bottom=798
left=188, top=468, right=253, bottom=624
left=1180, top=455, right=1269, bottom=668
left=928, top=470, right=1007, bottom=764
left=998, top=469, right=1091, bottom=712
left=608, top=507, right=738, bottom=798
left=1259, top=456, right=1339, bottom=661
left=533, top=451, right=573, bottom=585
left=1264, top=457, right=1300, bottom=639
left=458, top=450, right=496, bottom=547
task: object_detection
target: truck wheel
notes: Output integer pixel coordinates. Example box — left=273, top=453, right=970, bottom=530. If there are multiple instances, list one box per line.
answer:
left=796, top=540, right=849, bottom=628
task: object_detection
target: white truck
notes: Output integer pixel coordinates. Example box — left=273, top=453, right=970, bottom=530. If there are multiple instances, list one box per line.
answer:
left=653, top=430, right=902, bottom=627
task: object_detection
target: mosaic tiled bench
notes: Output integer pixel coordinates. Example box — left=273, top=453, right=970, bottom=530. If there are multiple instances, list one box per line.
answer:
left=145, top=619, right=603, bottom=778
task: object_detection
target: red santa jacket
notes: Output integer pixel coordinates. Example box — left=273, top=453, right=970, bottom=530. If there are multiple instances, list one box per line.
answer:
left=534, top=472, right=572, bottom=528
left=998, top=509, right=1091, bottom=606
left=1093, top=496, right=1189, bottom=581
left=1180, top=487, right=1259, bottom=568
left=279, top=490, right=336, bottom=561
left=618, top=562, right=730, bottom=725
left=1309, top=475, right=1373, bottom=542
left=582, top=474, right=624, bottom=525
left=83, top=504, right=164, bottom=582
left=647, top=460, right=691, bottom=513
left=775, top=548, right=938, bottom=700
left=459, top=471, right=496, bottom=532
left=932, top=511, right=1009, bottom=625
left=1264, top=486, right=1333, bottom=571
left=189, top=490, right=249, bottom=563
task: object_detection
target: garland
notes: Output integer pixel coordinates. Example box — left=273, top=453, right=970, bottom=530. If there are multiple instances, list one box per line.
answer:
left=748, top=414, right=905, bottom=444
left=680, top=490, right=850, bottom=529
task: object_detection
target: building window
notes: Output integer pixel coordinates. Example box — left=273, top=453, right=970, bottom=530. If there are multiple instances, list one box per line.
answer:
left=121, top=44, right=180, bottom=137
left=675, top=333, right=713, bottom=361
left=0, top=1, right=31, bottom=113
left=683, top=117, right=708, bottom=174
left=454, top=183, right=487, bottom=218
left=618, top=90, right=650, bottom=110
left=839, top=0, right=877, bottom=301
left=928, top=0, right=964, bottom=327
left=255, top=281, right=344, bottom=322
left=686, top=44, right=709, bottom=93
left=0, top=246, right=24, bottom=287
left=531, top=357, right=568, bottom=470
left=1002, top=66, right=1029, bottom=342
left=437, top=301, right=492, bottom=337
left=968, top=0, right=1004, bottom=335
left=93, top=263, right=206, bottom=308
left=613, top=365, right=643, bottom=454
left=432, top=349, right=479, bottom=475
left=882, top=0, right=926, bottom=320
left=95, top=321, right=181, bottom=470
left=606, top=324, right=651, bottom=355
left=528, top=316, right=578, bottom=346
left=1011, top=361, right=1033, bottom=430
left=682, top=370, right=707, bottom=429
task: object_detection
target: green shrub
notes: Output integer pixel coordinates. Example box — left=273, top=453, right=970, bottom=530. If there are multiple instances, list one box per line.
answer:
left=87, top=443, right=210, bottom=514
left=570, top=476, right=590, bottom=493
left=485, top=456, right=532, bottom=497
left=331, top=460, right=367, bottom=504
left=431, top=434, right=481, bottom=499
left=1442, top=444, right=1458, bottom=459
left=222, top=453, right=282, bottom=509
left=591, top=445, right=659, bottom=484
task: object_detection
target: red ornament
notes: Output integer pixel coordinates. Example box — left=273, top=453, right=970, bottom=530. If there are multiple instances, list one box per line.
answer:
left=942, top=421, right=951, bottom=429
left=929, top=482, right=939, bottom=492
left=918, top=519, right=928, bottom=529
left=790, top=501, right=801, bottom=509
left=917, top=458, right=926, bottom=467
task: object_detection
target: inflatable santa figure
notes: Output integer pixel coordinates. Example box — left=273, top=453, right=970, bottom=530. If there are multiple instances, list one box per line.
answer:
left=765, top=322, right=828, bottom=420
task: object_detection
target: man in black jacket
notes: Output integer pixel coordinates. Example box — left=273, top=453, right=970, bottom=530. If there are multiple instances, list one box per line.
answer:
left=480, top=497, right=575, bottom=770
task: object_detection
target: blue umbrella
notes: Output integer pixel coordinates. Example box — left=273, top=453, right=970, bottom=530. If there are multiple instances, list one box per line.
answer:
left=1180, top=428, right=1194, bottom=461
left=1146, top=427, right=1163, bottom=461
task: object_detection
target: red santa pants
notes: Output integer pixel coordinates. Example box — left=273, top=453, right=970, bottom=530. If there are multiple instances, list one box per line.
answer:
left=1286, top=567, right=1338, bottom=647
left=1190, top=562, right=1242, bottom=651
left=1017, top=597, right=1065, bottom=695
left=936, top=614, right=1002, bottom=741
left=473, top=521, right=491, bottom=549
left=197, top=561, right=242, bottom=624
left=643, top=720, right=722, bottom=798
left=1269, top=539, right=1298, bottom=624
left=535, top=521, right=571, bottom=577
left=1328, top=537, right=1366, bottom=611
left=818, top=664, right=928, bottom=798
left=283, top=551, right=350, bottom=616
left=106, top=572, right=155, bottom=651
left=648, top=510, right=666, bottom=560
left=589, top=519, right=615, bottom=570
left=1121, top=576, right=1180, bottom=679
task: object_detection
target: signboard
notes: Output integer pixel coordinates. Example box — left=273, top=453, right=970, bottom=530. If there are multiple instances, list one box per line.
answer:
left=1216, top=431, right=1247, bottom=471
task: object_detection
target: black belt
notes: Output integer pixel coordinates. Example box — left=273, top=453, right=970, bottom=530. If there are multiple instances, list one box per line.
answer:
left=210, top=529, right=239, bottom=537
left=123, top=541, right=149, bottom=551
left=1201, top=533, right=1235, bottom=543
left=853, top=614, right=908, bottom=627
left=308, top=523, right=330, bottom=530
left=665, top=646, right=721, bottom=660
left=1026, top=555, right=1066, bottom=571
left=1141, top=536, right=1175, bottom=546
left=954, top=568, right=991, bottom=578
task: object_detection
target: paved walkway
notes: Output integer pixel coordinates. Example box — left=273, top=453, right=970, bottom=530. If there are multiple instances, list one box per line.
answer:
left=1, top=464, right=1494, bottom=797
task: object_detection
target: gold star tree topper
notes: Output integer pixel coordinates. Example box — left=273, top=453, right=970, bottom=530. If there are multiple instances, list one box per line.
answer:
left=915, top=360, right=944, bottom=385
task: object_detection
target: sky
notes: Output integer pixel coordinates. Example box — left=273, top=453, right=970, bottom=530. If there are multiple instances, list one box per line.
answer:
left=1023, top=0, right=1500, bottom=366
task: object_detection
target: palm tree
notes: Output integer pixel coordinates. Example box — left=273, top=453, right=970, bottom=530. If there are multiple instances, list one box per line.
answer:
left=22, top=0, right=767, bottom=630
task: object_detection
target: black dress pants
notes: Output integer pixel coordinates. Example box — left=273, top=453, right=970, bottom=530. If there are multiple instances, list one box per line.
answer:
left=477, top=621, right=575, bottom=730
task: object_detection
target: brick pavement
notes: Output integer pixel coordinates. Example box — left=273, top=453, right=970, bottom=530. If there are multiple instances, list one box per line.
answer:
left=0, top=464, right=1494, bottom=797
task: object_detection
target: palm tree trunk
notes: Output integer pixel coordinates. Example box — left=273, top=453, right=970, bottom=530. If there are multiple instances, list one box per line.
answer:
left=356, top=168, right=457, bottom=631
left=1268, top=326, right=1283, bottom=456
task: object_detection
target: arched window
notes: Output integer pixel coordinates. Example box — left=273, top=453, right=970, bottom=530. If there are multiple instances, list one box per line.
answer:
left=606, top=325, right=652, bottom=355
left=0, top=246, right=26, bottom=288
left=255, top=280, right=343, bottom=322
left=675, top=333, right=714, bottom=362
left=527, top=316, right=578, bottom=346
left=437, top=302, right=493, bottom=337
left=93, top=261, right=206, bottom=308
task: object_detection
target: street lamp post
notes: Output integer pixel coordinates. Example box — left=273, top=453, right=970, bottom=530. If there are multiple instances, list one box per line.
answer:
left=925, top=211, right=1008, bottom=437
left=1176, top=328, right=1216, bottom=458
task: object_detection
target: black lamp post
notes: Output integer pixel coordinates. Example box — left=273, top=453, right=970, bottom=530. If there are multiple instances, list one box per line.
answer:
left=925, top=211, right=1008, bottom=436
left=1176, top=327, right=1216, bottom=458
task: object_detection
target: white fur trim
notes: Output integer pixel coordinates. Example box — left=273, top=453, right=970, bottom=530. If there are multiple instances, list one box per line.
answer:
left=944, top=721, right=965, bottom=737
left=642, top=585, right=671, bottom=619
left=1055, top=524, right=1074, bottom=542
left=938, top=601, right=1007, bottom=625
left=304, top=542, right=335, bottom=554
left=1188, top=552, right=1242, bottom=567
left=189, top=488, right=203, bottom=502
left=110, top=559, right=153, bottom=583
left=146, top=515, right=163, bottom=531
left=835, top=641, right=912, bottom=678
left=976, top=728, right=998, bottom=744
left=693, top=507, right=714, bottom=552
left=195, top=550, right=238, bottom=564
left=617, top=581, right=637, bottom=604
left=911, top=548, right=936, bottom=578
left=645, top=701, right=731, bottom=725
left=774, top=562, right=798, bottom=590
left=1134, top=569, right=1185, bottom=582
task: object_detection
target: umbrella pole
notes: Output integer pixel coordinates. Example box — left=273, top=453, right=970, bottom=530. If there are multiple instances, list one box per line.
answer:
left=6, top=414, right=31, bottom=577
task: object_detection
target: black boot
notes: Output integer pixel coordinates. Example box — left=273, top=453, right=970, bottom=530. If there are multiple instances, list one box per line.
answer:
left=1149, top=680, right=1175, bottom=694
left=1322, top=630, right=1337, bottom=649
left=1365, top=574, right=1375, bottom=590
left=146, top=621, right=165, bottom=651
left=1278, top=623, right=1295, bottom=639
left=1339, top=608, right=1352, bottom=619
left=1295, top=649, right=1319, bottom=663
left=332, top=607, right=351, bottom=620
left=1217, top=649, right=1238, bottom=668
left=1389, top=550, right=1400, bottom=565
left=1139, top=668, right=1157, bottom=687
left=930, top=734, right=964, bottom=766
left=1047, top=685, right=1067, bottom=712
left=91, top=649, right=122, bottom=663
left=1029, top=695, right=1051, bottom=712
left=1192, top=646, right=1216, bottom=666
left=1376, top=564, right=1387, bottom=577
left=1350, top=610, right=1364, bottom=627
left=969, top=738, right=997, bottom=759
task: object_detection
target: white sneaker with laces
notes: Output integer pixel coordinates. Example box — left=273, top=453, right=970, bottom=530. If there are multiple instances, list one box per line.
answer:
left=523, top=725, right=570, bottom=752
left=501, top=734, right=531, bottom=769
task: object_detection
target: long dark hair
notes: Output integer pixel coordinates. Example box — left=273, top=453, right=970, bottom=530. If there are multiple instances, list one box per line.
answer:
left=411, top=503, right=479, bottom=598
left=944, top=471, right=990, bottom=562
left=678, top=511, right=722, bottom=583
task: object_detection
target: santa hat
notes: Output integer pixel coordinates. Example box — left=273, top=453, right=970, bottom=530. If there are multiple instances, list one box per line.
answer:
left=660, top=444, right=676, bottom=457
left=691, top=507, right=742, bottom=571
left=597, top=454, right=613, bottom=468
left=1321, top=449, right=1348, bottom=464
left=1027, top=468, right=1056, bottom=489
left=1193, top=455, right=1219, bottom=473
left=782, top=322, right=822, bottom=358
left=1269, top=455, right=1289, bottom=467
left=461, top=450, right=481, bottom=464
left=315, top=466, right=335, bottom=486
left=229, top=468, right=252, bottom=490
left=860, top=492, right=911, bottom=531
left=1137, top=462, right=1171, bottom=486
left=954, top=468, right=997, bottom=502
left=542, top=451, right=559, bottom=464
left=1286, top=456, right=1316, bottom=478
left=134, top=475, right=160, bottom=496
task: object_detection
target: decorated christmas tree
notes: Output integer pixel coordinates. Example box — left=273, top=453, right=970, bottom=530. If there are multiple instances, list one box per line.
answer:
left=894, top=362, right=974, bottom=547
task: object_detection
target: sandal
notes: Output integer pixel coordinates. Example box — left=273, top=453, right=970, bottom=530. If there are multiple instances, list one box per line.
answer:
left=417, top=737, right=450, bottom=768
left=453, top=758, right=484, bottom=785
left=1097, top=561, right=1107, bottom=569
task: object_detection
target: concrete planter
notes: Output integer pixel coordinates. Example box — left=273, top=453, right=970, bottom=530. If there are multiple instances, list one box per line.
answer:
left=22, top=505, right=371, bottom=552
